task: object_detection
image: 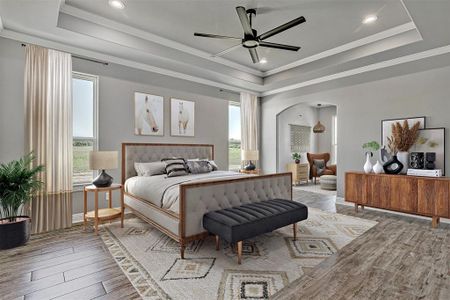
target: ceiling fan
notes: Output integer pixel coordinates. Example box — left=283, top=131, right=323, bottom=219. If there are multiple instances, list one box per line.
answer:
left=194, top=6, right=306, bottom=63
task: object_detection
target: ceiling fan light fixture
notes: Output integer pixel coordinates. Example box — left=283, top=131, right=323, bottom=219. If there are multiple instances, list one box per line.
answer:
left=108, top=0, right=125, bottom=10
left=362, top=15, right=377, bottom=24
left=242, top=39, right=259, bottom=48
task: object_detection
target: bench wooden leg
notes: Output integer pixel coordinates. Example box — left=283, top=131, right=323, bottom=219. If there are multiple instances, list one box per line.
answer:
left=293, top=223, right=297, bottom=241
left=215, top=235, right=220, bottom=251
left=237, top=241, right=242, bottom=264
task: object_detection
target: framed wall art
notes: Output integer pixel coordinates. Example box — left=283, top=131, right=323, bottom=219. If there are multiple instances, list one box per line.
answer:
left=171, top=98, right=195, bottom=137
left=134, top=92, right=164, bottom=136
left=381, top=116, right=426, bottom=147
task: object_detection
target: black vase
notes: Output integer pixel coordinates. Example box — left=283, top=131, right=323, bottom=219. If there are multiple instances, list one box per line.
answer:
left=383, top=155, right=404, bottom=175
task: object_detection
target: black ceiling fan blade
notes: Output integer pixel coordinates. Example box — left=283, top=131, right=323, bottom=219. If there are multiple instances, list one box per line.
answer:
left=258, top=16, right=306, bottom=40
left=249, top=48, right=259, bottom=63
left=194, top=33, right=241, bottom=40
left=236, top=6, right=254, bottom=37
left=259, top=41, right=300, bottom=51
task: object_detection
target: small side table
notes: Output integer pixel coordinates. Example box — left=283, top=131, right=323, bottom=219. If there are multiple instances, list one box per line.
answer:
left=83, top=183, right=124, bottom=234
left=239, top=169, right=261, bottom=175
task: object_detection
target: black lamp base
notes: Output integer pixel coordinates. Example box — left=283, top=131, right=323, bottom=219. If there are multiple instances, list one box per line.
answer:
left=92, top=170, right=113, bottom=187
left=243, top=161, right=256, bottom=171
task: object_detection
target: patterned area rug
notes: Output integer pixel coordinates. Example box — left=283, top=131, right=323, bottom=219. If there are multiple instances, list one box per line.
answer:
left=100, top=208, right=377, bottom=300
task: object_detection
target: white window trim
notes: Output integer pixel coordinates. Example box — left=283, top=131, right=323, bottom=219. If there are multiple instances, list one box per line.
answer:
left=72, top=71, right=99, bottom=190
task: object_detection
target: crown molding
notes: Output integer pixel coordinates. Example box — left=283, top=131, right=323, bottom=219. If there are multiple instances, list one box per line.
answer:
left=0, top=29, right=261, bottom=96
left=261, top=44, right=450, bottom=96
left=263, top=22, right=419, bottom=77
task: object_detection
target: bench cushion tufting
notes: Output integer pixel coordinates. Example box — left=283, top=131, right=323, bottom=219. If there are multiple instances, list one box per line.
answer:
left=203, top=199, right=308, bottom=243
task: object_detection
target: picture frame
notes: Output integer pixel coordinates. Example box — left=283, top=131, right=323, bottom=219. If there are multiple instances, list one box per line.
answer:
left=134, top=92, right=164, bottom=136
left=381, top=116, right=426, bottom=147
left=170, top=98, right=195, bottom=137
left=412, top=127, right=446, bottom=175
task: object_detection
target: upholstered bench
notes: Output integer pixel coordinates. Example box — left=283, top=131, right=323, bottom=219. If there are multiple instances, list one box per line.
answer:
left=203, top=199, right=308, bottom=264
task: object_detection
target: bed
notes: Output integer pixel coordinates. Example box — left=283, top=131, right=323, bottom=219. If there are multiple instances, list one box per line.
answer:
left=122, top=143, right=292, bottom=258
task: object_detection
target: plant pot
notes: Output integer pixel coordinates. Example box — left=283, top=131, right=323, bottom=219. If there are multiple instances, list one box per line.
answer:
left=0, top=216, right=31, bottom=250
left=397, top=151, right=409, bottom=174
left=295, top=159, right=300, bottom=164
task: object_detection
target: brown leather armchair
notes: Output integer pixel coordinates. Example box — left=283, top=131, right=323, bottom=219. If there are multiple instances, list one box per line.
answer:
left=307, top=153, right=337, bottom=184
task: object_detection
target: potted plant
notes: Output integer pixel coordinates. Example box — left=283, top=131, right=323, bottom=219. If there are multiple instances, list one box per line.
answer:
left=0, top=153, right=43, bottom=249
left=390, top=120, right=420, bottom=174
left=362, top=141, right=380, bottom=173
left=292, top=153, right=301, bottom=164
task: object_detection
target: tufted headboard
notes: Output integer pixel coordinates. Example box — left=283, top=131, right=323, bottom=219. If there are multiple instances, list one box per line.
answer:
left=121, top=143, right=214, bottom=183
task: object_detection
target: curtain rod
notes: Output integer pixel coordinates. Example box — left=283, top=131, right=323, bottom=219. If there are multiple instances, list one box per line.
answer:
left=21, top=43, right=109, bottom=66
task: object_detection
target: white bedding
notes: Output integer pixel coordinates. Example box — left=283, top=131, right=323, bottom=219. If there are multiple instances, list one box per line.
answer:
left=124, top=171, right=249, bottom=213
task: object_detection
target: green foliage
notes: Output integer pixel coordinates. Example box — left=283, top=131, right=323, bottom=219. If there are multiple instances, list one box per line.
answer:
left=292, top=152, right=301, bottom=161
left=362, top=141, right=380, bottom=152
left=0, top=153, right=44, bottom=222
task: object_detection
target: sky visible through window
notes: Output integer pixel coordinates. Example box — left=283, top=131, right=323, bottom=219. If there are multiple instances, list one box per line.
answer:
left=229, top=105, right=241, bottom=141
left=73, top=78, right=94, bottom=137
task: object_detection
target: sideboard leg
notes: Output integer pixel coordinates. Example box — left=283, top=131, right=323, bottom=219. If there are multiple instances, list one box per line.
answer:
left=432, top=216, right=440, bottom=228
left=361, top=205, right=365, bottom=211
left=354, top=203, right=358, bottom=213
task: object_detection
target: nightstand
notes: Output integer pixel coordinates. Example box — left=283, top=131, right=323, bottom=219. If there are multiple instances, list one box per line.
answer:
left=239, top=169, right=261, bottom=175
left=83, top=183, right=124, bottom=234
left=286, top=163, right=309, bottom=185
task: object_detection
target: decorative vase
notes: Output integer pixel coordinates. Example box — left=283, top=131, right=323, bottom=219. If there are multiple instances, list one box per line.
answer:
left=397, top=151, right=409, bottom=174
left=373, top=160, right=384, bottom=174
left=364, top=153, right=373, bottom=174
left=383, top=155, right=404, bottom=174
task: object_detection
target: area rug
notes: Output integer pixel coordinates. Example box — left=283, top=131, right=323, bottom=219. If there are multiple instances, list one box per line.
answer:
left=100, top=208, right=377, bottom=300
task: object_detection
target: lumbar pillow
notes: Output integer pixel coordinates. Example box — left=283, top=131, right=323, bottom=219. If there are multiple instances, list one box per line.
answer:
left=161, top=158, right=188, bottom=177
left=134, top=161, right=166, bottom=176
left=187, top=160, right=212, bottom=174
left=313, top=159, right=326, bottom=176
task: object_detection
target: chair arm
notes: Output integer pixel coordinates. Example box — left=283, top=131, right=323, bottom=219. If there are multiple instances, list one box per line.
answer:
left=328, top=164, right=337, bottom=175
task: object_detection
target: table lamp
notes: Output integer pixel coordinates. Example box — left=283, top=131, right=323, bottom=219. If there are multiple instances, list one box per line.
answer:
left=241, top=150, right=259, bottom=171
left=89, top=151, right=118, bottom=187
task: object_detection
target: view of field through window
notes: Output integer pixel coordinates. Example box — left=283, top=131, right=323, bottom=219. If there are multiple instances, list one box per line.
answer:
left=72, top=75, right=96, bottom=185
left=229, top=104, right=241, bottom=170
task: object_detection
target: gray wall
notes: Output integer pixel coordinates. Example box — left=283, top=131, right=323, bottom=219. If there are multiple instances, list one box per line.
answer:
left=0, top=37, right=236, bottom=214
left=317, top=106, right=337, bottom=161
left=277, top=104, right=318, bottom=172
left=262, top=65, right=450, bottom=196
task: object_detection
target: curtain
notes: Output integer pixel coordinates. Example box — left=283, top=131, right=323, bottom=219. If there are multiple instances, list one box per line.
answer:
left=240, top=92, right=259, bottom=152
left=25, top=45, right=73, bottom=233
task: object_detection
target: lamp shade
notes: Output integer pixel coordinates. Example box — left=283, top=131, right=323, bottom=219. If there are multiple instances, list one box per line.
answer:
left=89, top=151, right=118, bottom=170
left=241, top=150, right=259, bottom=161
left=313, top=121, right=325, bottom=133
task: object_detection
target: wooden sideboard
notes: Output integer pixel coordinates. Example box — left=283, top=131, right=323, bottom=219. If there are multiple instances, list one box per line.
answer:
left=286, top=163, right=309, bottom=185
left=345, top=172, right=450, bottom=228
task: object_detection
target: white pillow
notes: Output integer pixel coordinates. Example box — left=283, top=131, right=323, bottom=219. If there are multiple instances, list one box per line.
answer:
left=134, top=162, right=166, bottom=176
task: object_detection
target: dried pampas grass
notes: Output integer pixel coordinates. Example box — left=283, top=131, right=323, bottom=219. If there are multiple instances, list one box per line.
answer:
left=390, top=120, right=420, bottom=152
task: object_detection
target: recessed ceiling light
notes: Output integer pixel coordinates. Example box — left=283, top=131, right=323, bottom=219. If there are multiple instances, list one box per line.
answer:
left=259, top=58, right=267, bottom=64
left=362, top=15, right=378, bottom=24
left=108, top=0, right=125, bottom=9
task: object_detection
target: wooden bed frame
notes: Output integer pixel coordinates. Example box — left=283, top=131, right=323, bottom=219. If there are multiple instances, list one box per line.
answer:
left=121, top=142, right=292, bottom=258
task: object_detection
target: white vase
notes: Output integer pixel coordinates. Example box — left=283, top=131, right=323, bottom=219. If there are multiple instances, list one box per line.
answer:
left=397, top=151, right=409, bottom=174
left=373, top=160, right=384, bottom=174
left=364, top=153, right=373, bottom=174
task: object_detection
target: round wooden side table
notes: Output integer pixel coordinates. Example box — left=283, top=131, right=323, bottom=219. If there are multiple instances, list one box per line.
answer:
left=83, top=183, right=124, bottom=234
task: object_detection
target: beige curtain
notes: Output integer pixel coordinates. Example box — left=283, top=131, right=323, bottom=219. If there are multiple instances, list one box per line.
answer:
left=25, top=45, right=73, bottom=233
left=240, top=92, right=259, bottom=151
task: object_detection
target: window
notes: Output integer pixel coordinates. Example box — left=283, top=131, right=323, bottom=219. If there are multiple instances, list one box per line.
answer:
left=229, top=102, right=241, bottom=170
left=331, top=115, right=338, bottom=164
left=72, top=72, right=98, bottom=186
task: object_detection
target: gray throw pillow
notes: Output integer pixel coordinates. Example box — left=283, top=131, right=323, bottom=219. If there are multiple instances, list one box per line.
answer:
left=187, top=160, right=212, bottom=174
left=134, top=162, right=166, bottom=176
left=162, top=158, right=188, bottom=177
left=313, top=159, right=326, bottom=176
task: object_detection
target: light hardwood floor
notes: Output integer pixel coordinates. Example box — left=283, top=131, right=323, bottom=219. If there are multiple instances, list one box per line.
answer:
left=0, top=190, right=448, bottom=300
